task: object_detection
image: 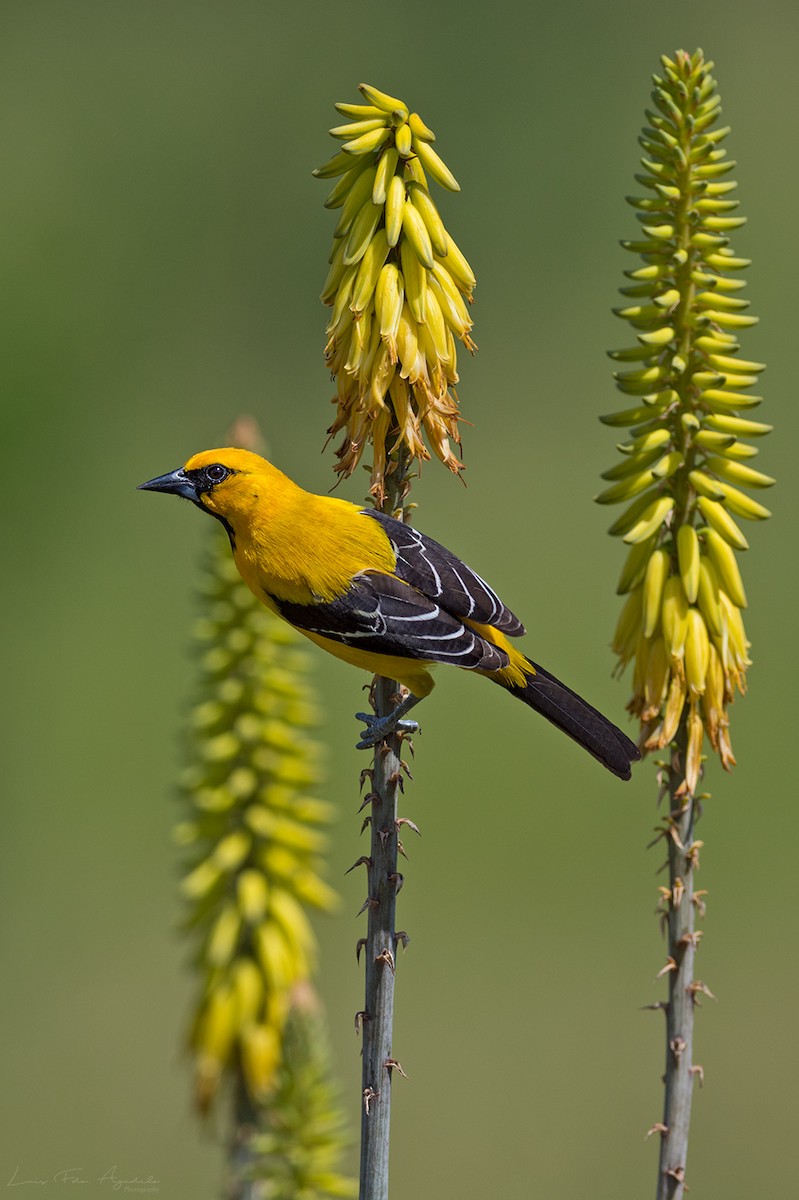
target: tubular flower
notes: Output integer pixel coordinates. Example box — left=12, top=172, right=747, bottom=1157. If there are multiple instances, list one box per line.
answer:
left=177, top=531, right=339, bottom=1114
left=315, top=82, right=476, bottom=502
left=600, top=49, right=772, bottom=793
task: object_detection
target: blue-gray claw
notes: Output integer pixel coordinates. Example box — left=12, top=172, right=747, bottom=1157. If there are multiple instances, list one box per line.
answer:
left=355, top=712, right=420, bottom=750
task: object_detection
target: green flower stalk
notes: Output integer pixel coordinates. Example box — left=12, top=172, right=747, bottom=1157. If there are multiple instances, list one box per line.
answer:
left=314, top=82, right=477, bottom=503
left=176, top=526, right=340, bottom=1125
left=600, top=48, right=772, bottom=796
left=600, top=50, right=772, bottom=1199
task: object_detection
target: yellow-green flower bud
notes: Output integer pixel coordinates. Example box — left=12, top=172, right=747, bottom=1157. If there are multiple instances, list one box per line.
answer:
left=643, top=549, right=670, bottom=638
left=661, top=577, right=689, bottom=664
left=677, top=525, right=701, bottom=603
left=240, top=1023, right=281, bottom=1100
left=685, top=609, right=711, bottom=696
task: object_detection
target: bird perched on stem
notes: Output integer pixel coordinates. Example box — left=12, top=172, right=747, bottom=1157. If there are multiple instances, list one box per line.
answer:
left=140, top=448, right=640, bottom=779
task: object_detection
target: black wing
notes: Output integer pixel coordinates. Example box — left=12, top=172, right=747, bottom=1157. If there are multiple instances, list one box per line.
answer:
left=274, top=572, right=509, bottom=671
left=362, top=510, right=525, bottom=636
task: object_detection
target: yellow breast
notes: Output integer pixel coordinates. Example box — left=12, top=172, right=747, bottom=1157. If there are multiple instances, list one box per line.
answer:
left=229, top=483, right=396, bottom=607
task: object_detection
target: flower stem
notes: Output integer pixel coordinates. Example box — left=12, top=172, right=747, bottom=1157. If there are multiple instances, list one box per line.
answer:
left=358, top=678, right=403, bottom=1200
left=657, top=721, right=699, bottom=1200
left=359, top=449, right=412, bottom=1200
left=228, top=1068, right=262, bottom=1200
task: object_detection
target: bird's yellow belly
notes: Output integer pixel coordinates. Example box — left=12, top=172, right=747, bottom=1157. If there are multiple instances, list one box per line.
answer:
left=300, top=630, right=436, bottom=698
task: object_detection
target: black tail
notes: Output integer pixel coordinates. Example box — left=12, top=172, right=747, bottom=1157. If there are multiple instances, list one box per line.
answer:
left=504, top=657, right=641, bottom=780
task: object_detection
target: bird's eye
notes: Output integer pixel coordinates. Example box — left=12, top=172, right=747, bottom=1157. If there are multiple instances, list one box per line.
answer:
left=204, top=464, right=229, bottom=484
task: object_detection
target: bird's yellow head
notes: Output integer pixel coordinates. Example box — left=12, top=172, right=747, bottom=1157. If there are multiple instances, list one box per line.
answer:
left=139, top=447, right=290, bottom=541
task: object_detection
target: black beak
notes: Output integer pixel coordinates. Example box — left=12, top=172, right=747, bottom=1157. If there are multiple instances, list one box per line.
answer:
left=138, top=467, right=198, bottom=500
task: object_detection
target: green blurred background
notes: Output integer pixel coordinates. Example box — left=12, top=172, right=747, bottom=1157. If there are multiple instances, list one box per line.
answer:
left=3, top=1, right=796, bottom=1195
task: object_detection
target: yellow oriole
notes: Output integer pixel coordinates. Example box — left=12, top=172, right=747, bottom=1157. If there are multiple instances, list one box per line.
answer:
left=140, top=448, right=640, bottom=779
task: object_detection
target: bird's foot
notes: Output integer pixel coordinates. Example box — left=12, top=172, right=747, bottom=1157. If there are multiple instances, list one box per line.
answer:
left=355, top=712, right=420, bottom=750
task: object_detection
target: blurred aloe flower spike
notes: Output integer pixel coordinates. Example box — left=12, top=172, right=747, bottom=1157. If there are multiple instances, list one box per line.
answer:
left=177, top=523, right=341, bottom=1117
left=315, top=82, right=476, bottom=503
left=600, top=48, right=772, bottom=794
left=249, top=984, right=356, bottom=1199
